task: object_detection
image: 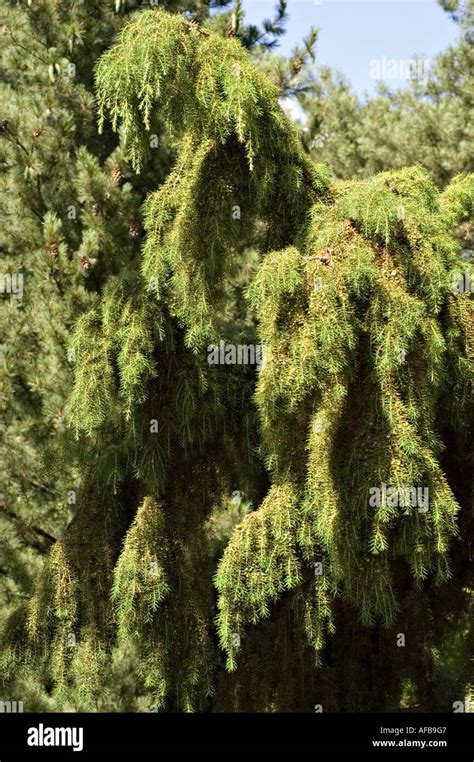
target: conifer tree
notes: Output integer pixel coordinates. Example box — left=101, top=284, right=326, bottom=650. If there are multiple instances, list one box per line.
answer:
left=0, top=0, right=314, bottom=709
left=1, top=6, right=472, bottom=712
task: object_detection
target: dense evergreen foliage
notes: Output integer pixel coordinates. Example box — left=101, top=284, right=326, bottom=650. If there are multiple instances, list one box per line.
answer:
left=0, top=3, right=472, bottom=712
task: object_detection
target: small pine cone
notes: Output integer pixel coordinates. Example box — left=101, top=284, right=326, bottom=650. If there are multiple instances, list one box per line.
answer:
left=92, top=202, right=101, bottom=216
left=226, top=19, right=235, bottom=38
left=292, top=56, right=303, bottom=74
left=43, top=242, right=58, bottom=257
left=112, top=163, right=123, bottom=184
left=0, top=119, right=8, bottom=134
left=129, top=220, right=140, bottom=238
left=80, top=255, right=91, bottom=270
left=33, top=126, right=42, bottom=138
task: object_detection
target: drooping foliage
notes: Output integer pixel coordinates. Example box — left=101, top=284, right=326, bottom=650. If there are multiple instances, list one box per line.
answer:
left=0, top=0, right=319, bottom=710
left=0, top=0, right=308, bottom=621
left=216, top=167, right=473, bottom=674
left=1, top=8, right=472, bottom=712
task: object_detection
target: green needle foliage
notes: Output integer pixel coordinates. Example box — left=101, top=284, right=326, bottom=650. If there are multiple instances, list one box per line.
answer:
left=217, top=167, right=472, bottom=668
left=1, top=7, right=472, bottom=712
left=0, top=0, right=311, bottom=709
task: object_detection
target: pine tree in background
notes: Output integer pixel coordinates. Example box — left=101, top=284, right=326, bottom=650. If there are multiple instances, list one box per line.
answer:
left=303, top=0, right=474, bottom=189
left=1, top=8, right=471, bottom=712
left=0, top=1, right=172, bottom=709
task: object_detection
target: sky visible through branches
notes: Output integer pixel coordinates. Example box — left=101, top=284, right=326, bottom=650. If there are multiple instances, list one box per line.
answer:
left=243, top=0, right=459, bottom=93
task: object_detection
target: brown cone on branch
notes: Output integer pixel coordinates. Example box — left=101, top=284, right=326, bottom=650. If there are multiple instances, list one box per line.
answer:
left=226, top=14, right=236, bottom=38
left=92, top=202, right=101, bottom=216
left=292, top=55, right=303, bottom=74
left=112, top=163, right=123, bottom=184
left=80, top=255, right=91, bottom=270
left=33, top=126, right=42, bottom=138
left=129, top=220, right=140, bottom=238
left=43, top=242, right=58, bottom=257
